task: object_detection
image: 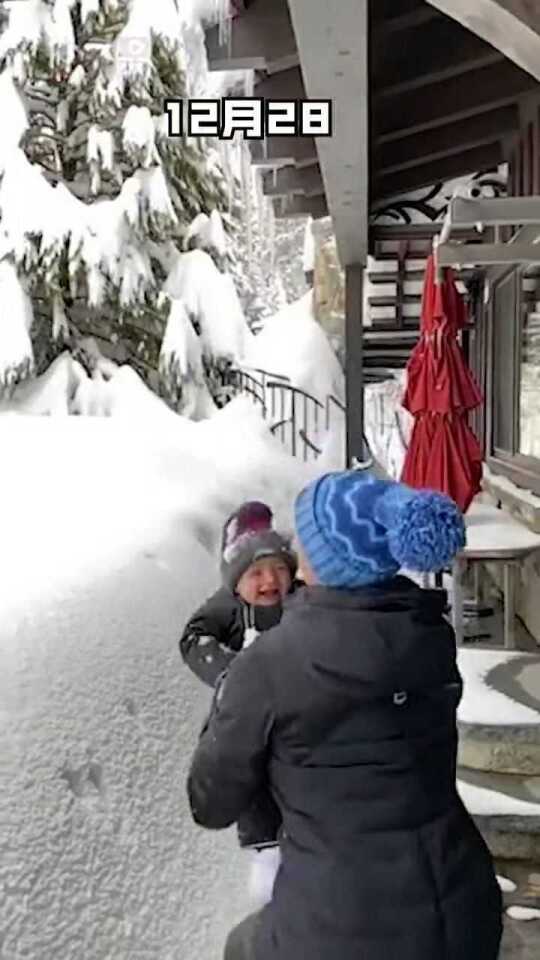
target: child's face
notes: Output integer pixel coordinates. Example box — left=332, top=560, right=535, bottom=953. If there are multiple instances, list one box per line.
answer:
left=236, top=556, right=292, bottom=606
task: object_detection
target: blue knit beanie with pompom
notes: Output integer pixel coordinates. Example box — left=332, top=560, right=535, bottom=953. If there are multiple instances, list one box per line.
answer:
left=294, top=469, right=465, bottom=588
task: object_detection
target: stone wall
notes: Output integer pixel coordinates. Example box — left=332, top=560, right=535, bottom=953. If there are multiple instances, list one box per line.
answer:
left=311, top=219, right=345, bottom=363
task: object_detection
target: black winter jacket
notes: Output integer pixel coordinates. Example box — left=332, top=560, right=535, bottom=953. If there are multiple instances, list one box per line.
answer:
left=187, top=578, right=502, bottom=960
left=179, top=585, right=301, bottom=688
left=180, top=582, right=302, bottom=848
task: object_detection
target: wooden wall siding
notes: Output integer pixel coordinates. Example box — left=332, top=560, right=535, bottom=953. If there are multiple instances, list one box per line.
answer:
left=363, top=227, right=478, bottom=377
left=519, top=123, right=534, bottom=194
left=506, top=100, right=540, bottom=200
left=367, top=232, right=473, bottom=328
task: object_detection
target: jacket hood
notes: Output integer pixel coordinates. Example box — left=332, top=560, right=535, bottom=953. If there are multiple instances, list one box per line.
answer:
left=286, top=576, right=447, bottom=618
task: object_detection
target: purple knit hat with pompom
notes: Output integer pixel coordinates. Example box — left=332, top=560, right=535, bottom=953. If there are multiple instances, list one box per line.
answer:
left=221, top=501, right=297, bottom=592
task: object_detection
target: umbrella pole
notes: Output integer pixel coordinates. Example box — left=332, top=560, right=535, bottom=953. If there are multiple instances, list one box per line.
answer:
left=433, top=237, right=443, bottom=285
left=434, top=205, right=452, bottom=284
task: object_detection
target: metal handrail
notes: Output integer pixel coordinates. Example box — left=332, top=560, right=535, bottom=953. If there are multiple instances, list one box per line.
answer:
left=225, top=366, right=350, bottom=463
left=236, top=364, right=291, bottom=383
left=299, top=428, right=322, bottom=456
left=269, top=418, right=289, bottom=434
left=327, top=393, right=345, bottom=412
left=265, top=380, right=324, bottom=460
left=265, top=381, right=324, bottom=408
left=229, top=368, right=268, bottom=418
left=325, top=392, right=345, bottom=431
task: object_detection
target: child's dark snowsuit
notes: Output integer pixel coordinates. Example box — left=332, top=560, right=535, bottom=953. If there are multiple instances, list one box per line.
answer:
left=180, top=587, right=284, bottom=687
left=179, top=500, right=299, bottom=850
left=180, top=588, right=291, bottom=848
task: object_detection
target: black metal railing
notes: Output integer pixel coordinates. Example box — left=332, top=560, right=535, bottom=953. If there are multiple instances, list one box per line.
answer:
left=325, top=393, right=345, bottom=431
left=228, top=367, right=267, bottom=411
left=224, top=365, right=377, bottom=465
left=265, top=381, right=324, bottom=461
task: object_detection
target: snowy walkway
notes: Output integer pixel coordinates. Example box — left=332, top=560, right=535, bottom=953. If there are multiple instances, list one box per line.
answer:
left=0, top=405, right=317, bottom=960
left=0, top=530, right=251, bottom=960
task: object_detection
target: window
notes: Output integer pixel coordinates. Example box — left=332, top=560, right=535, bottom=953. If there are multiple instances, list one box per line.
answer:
left=491, top=268, right=518, bottom=456
left=519, top=272, right=540, bottom=459
left=488, top=266, right=540, bottom=493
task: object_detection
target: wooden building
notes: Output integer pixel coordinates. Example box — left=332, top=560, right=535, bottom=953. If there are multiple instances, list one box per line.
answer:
left=205, top=0, right=540, bottom=493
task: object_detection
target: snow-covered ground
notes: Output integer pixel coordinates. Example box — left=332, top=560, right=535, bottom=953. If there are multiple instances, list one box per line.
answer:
left=0, top=393, right=320, bottom=960
left=458, top=779, right=540, bottom=817
left=457, top=649, right=540, bottom=726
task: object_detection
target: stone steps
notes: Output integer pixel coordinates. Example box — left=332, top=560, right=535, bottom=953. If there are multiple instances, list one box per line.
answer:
left=458, top=721, right=540, bottom=777
left=457, top=650, right=540, bottom=776
left=456, top=649, right=540, bottom=886
left=458, top=767, right=540, bottom=862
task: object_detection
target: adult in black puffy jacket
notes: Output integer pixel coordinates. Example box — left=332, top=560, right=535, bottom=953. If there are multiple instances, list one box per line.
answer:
left=187, top=469, right=502, bottom=960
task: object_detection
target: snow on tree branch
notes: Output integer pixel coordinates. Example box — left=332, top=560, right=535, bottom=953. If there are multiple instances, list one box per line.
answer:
left=0, top=261, right=34, bottom=387
left=165, top=248, right=250, bottom=363
left=0, top=0, right=288, bottom=416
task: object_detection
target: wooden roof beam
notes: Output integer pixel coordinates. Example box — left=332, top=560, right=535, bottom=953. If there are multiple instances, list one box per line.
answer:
left=373, top=22, right=504, bottom=96
left=375, top=58, right=537, bottom=141
left=262, top=163, right=322, bottom=195
left=250, top=135, right=317, bottom=165
left=253, top=65, right=305, bottom=100
left=287, top=0, right=368, bottom=263
left=373, top=141, right=503, bottom=202
left=204, top=0, right=297, bottom=71
left=426, top=0, right=540, bottom=82
left=273, top=193, right=328, bottom=219
left=375, top=104, right=518, bottom=174
left=373, top=1, right=441, bottom=35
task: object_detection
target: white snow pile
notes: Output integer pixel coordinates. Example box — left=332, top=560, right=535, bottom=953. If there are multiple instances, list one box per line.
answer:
left=185, top=210, right=227, bottom=258
left=506, top=906, right=540, bottom=921
left=159, top=297, right=218, bottom=419
left=242, top=290, right=345, bottom=463
left=0, top=346, right=207, bottom=420
left=0, top=391, right=317, bottom=623
left=457, top=649, right=540, bottom=726
left=247, top=290, right=344, bottom=404
left=364, top=372, right=413, bottom=481
left=457, top=779, right=540, bottom=817
left=1, top=390, right=318, bottom=959
left=497, top=876, right=518, bottom=893
left=164, top=248, right=253, bottom=364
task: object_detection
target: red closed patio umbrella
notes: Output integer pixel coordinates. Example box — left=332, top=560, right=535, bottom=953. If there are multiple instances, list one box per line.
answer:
left=401, top=253, right=483, bottom=513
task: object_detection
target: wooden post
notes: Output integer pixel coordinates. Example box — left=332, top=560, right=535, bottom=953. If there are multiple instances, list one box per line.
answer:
left=345, top=263, right=365, bottom=465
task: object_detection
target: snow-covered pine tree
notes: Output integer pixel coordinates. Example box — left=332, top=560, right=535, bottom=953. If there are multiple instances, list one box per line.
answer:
left=0, top=0, right=235, bottom=411
left=162, top=204, right=253, bottom=412
left=226, top=140, right=288, bottom=333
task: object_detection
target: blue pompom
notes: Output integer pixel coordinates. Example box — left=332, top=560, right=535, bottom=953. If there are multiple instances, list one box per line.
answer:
left=379, top=488, right=465, bottom=572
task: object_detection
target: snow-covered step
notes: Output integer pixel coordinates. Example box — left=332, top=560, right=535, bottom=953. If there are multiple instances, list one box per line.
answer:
left=457, top=649, right=540, bottom=776
left=497, top=870, right=540, bottom=911
left=459, top=767, right=540, bottom=862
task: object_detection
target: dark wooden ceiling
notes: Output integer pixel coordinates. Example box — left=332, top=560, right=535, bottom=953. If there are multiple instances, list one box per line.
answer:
left=205, top=0, right=539, bottom=218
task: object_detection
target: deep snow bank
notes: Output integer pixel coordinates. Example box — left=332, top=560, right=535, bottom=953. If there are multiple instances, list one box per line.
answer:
left=0, top=394, right=316, bottom=960
left=245, top=290, right=344, bottom=405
